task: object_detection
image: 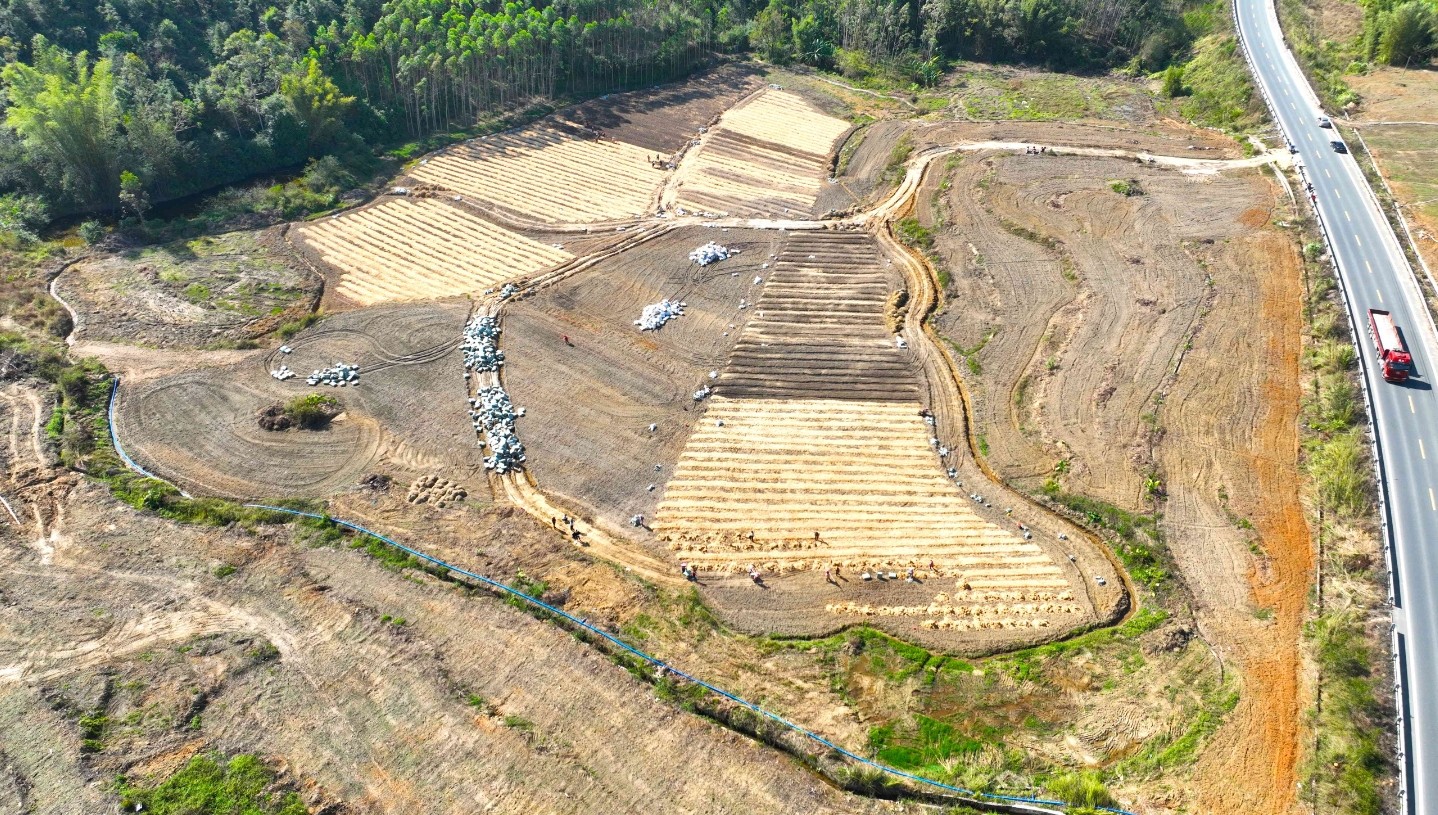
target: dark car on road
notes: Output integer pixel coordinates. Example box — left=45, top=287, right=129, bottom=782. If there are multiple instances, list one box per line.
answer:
left=1330, top=140, right=1347, bottom=153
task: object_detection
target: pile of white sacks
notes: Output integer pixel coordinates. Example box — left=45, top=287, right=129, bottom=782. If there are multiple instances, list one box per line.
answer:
left=470, top=386, right=526, bottom=473
left=461, top=315, right=504, bottom=372
left=689, top=242, right=731, bottom=265
left=307, top=362, right=359, bottom=387
left=635, top=299, right=685, bottom=331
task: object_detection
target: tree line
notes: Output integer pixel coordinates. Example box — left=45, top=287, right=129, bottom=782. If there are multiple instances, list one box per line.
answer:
left=0, top=0, right=1222, bottom=226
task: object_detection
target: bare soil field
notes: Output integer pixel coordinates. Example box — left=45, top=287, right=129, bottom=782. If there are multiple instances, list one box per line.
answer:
left=0, top=478, right=892, bottom=815
left=115, top=302, right=482, bottom=498
left=501, top=227, right=784, bottom=534
left=407, top=124, right=664, bottom=224
left=295, top=197, right=572, bottom=307
left=558, top=64, right=764, bottom=153
left=671, top=89, right=853, bottom=217
left=55, top=228, right=319, bottom=348
left=921, top=153, right=1271, bottom=505
left=837, top=119, right=1243, bottom=213
left=918, top=150, right=1310, bottom=812
left=716, top=231, right=918, bottom=401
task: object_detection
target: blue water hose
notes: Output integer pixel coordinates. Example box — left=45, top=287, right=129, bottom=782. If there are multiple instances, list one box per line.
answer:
left=247, top=503, right=1136, bottom=815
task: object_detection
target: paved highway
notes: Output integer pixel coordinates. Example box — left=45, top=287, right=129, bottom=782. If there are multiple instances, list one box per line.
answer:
left=1232, top=0, right=1436, bottom=810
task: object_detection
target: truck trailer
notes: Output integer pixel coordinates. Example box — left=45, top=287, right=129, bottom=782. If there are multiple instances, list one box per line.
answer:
left=1368, top=308, right=1413, bottom=382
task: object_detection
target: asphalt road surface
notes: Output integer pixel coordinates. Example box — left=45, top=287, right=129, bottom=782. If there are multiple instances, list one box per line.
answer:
left=1233, top=0, right=1436, bottom=810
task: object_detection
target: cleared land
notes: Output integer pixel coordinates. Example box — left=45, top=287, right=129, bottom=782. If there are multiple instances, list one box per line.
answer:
left=918, top=152, right=1309, bottom=813
left=0, top=479, right=889, bottom=815
left=296, top=197, right=571, bottom=307
left=1352, top=124, right=1438, bottom=272
left=407, top=124, right=664, bottom=224
left=716, top=231, right=918, bottom=401
left=672, top=89, right=852, bottom=217
left=116, top=302, right=481, bottom=498
left=502, top=227, right=784, bottom=534
left=559, top=64, right=763, bottom=153
left=922, top=152, right=1265, bottom=504
left=55, top=229, right=318, bottom=348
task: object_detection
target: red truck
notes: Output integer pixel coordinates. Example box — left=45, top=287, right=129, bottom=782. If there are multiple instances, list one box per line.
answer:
left=1369, top=308, right=1413, bottom=382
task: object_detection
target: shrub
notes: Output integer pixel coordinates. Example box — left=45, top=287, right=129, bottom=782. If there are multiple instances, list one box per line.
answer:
left=1308, top=429, right=1371, bottom=517
left=896, top=217, right=935, bottom=251
left=284, top=393, right=339, bottom=429
left=1047, top=770, right=1116, bottom=809
left=78, top=220, right=105, bottom=245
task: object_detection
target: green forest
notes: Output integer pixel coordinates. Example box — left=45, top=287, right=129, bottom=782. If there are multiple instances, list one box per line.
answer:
left=0, top=0, right=1269, bottom=226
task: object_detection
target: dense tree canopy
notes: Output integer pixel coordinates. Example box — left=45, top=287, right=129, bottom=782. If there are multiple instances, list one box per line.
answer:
left=0, top=0, right=1209, bottom=221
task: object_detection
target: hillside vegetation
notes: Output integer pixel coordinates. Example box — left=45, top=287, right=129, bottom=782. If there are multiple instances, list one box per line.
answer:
left=2, top=0, right=1215, bottom=227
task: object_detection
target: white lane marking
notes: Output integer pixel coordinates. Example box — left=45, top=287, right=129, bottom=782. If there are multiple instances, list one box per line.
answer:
left=1376, top=289, right=1383, bottom=303
left=1345, top=210, right=1352, bottom=222
left=1412, top=394, right=1418, bottom=413
left=1366, top=260, right=1374, bottom=274
left=1324, top=168, right=1331, bottom=178
left=1334, top=189, right=1341, bottom=199
left=1422, top=439, right=1428, bottom=459
left=1356, top=234, right=1363, bottom=246
left=1288, top=101, right=1297, bottom=111
left=1430, top=487, right=1435, bottom=511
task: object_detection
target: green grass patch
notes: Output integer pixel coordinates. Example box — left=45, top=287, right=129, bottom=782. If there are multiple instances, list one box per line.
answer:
left=117, top=754, right=306, bottom=815
left=883, top=133, right=915, bottom=185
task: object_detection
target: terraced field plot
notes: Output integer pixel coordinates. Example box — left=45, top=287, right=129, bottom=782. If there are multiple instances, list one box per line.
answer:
left=408, top=124, right=663, bottom=223
left=717, top=231, right=917, bottom=401
left=654, top=397, right=1082, bottom=633
left=673, top=89, right=851, bottom=217
left=297, top=197, right=571, bottom=306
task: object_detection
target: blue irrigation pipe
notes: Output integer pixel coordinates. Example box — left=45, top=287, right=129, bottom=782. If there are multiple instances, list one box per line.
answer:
left=248, top=503, right=1136, bottom=815
left=107, top=378, right=189, bottom=497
